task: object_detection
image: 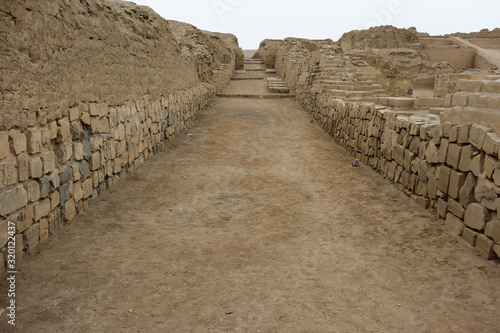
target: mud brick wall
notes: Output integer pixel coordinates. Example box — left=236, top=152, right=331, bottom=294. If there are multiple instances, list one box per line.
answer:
left=272, top=42, right=500, bottom=261
left=0, top=0, right=239, bottom=268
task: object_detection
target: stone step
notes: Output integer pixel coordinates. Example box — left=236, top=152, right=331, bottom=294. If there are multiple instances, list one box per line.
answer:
left=244, top=59, right=264, bottom=64
left=231, top=77, right=266, bottom=81
left=311, top=83, right=384, bottom=92
left=414, top=97, right=450, bottom=109
left=452, top=91, right=500, bottom=109
left=216, top=93, right=295, bottom=99
left=439, top=106, right=500, bottom=133
left=313, top=80, right=353, bottom=86
left=456, top=79, right=500, bottom=93
left=324, top=89, right=373, bottom=98
left=376, top=97, right=416, bottom=110
left=347, top=96, right=377, bottom=103
left=269, top=86, right=291, bottom=93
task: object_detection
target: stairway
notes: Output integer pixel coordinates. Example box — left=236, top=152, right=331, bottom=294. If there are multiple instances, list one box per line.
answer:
left=217, top=59, right=295, bottom=99
left=310, top=54, right=388, bottom=103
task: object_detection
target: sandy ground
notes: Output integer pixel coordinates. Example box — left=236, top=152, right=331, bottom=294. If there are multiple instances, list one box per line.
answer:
left=1, top=69, right=500, bottom=333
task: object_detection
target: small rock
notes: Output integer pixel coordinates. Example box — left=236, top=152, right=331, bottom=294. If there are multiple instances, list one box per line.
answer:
left=226, top=311, right=233, bottom=315
left=352, top=159, right=360, bottom=167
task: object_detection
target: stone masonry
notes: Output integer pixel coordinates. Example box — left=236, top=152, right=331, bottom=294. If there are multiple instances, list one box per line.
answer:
left=0, top=0, right=242, bottom=267
left=256, top=35, right=500, bottom=260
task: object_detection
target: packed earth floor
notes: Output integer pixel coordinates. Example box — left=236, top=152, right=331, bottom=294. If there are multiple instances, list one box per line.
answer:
left=2, top=62, right=500, bottom=333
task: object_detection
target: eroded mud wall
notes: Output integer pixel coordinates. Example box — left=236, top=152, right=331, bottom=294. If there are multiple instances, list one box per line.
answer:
left=0, top=0, right=241, bottom=263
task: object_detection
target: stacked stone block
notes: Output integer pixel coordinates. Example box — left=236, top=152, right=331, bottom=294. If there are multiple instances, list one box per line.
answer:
left=0, top=83, right=220, bottom=269
left=265, top=40, right=500, bottom=260
left=0, top=0, right=240, bottom=271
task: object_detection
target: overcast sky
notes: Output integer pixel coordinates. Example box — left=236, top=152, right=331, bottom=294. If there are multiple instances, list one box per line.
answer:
left=129, top=0, right=500, bottom=49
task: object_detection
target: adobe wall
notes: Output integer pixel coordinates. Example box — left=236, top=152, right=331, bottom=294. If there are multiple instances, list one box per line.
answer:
left=269, top=40, right=500, bottom=260
left=0, top=0, right=240, bottom=264
left=423, top=47, right=477, bottom=70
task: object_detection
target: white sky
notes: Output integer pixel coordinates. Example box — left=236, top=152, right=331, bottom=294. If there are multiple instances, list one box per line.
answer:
left=129, top=0, right=500, bottom=49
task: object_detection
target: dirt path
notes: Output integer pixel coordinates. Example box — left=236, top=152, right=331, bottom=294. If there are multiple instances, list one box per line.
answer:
left=2, top=67, right=500, bottom=333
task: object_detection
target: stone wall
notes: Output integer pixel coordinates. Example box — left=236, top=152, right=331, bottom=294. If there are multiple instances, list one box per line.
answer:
left=0, top=0, right=240, bottom=267
left=268, top=39, right=500, bottom=260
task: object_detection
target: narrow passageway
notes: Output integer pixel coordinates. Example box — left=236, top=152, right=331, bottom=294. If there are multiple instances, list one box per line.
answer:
left=5, top=60, right=500, bottom=333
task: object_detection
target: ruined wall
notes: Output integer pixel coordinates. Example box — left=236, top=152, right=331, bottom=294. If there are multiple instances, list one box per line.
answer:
left=252, top=39, right=283, bottom=68
left=268, top=39, right=500, bottom=260
left=0, top=0, right=239, bottom=264
left=423, top=47, right=477, bottom=70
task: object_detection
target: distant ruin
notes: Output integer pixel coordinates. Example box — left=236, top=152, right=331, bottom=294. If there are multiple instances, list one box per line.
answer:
left=1, top=0, right=500, bottom=271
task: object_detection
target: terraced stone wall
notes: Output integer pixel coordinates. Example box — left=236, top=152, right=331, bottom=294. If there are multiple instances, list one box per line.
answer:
left=268, top=39, right=500, bottom=260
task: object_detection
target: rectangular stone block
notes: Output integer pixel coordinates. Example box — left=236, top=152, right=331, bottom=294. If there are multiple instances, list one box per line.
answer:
left=448, top=170, right=467, bottom=199
left=425, top=141, right=440, bottom=164
left=100, top=118, right=110, bottom=133
left=34, top=199, right=51, bottom=221
left=0, top=132, right=8, bottom=159
left=90, top=152, right=101, bottom=171
left=485, top=220, right=500, bottom=243
left=416, top=180, right=428, bottom=196
left=73, top=182, right=84, bottom=202
left=442, top=122, right=454, bottom=138
left=403, top=150, right=414, bottom=172
left=39, top=218, right=49, bottom=242
left=62, top=199, right=76, bottom=221
left=81, top=111, right=91, bottom=125
left=438, top=138, right=449, bottom=163
left=483, top=132, right=500, bottom=156
left=415, top=196, right=430, bottom=209
left=82, top=179, right=94, bottom=199
left=25, top=180, right=40, bottom=203
left=41, top=151, right=56, bottom=174
left=0, top=220, right=8, bottom=248
left=475, top=177, right=498, bottom=210
left=90, top=117, right=101, bottom=133
left=89, top=104, right=98, bottom=116
left=27, top=128, right=42, bottom=154
left=48, top=171, right=60, bottom=189
left=464, top=203, right=490, bottom=231
left=462, top=227, right=479, bottom=247
left=476, top=234, right=497, bottom=260
left=471, top=154, right=484, bottom=177
left=57, top=141, right=73, bottom=163
left=437, top=198, right=447, bottom=218
left=457, top=124, right=471, bottom=144
left=69, top=107, right=81, bottom=121
left=458, top=145, right=475, bottom=172
left=15, top=233, right=23, bottom=259
left=74, top=142, right=84, bottom=161
left=0, top=185, right=28, bottom=216
left=48, top=121, right=58, bottom=139
left=447, top=198, right=465, bottom=219
left=484, top=154, right=498, bottom=179
left=0, top=159, right=18, bottom=187
left=456, top=79, right=482, bottom=92
left=438, top=165, right=452, bottom=194
left=446, top=143, right=462, bottom=169
left=51, top=190, right=60, bottom=210
left=469, top=124, right=493, bottom=149
left=445, top=213, right=465, bottom=236
left=23, top=223, right=40, bottom=253
left=9, top=130, right=27, bottom=155
left=29, top=156, right=43, bottom=178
